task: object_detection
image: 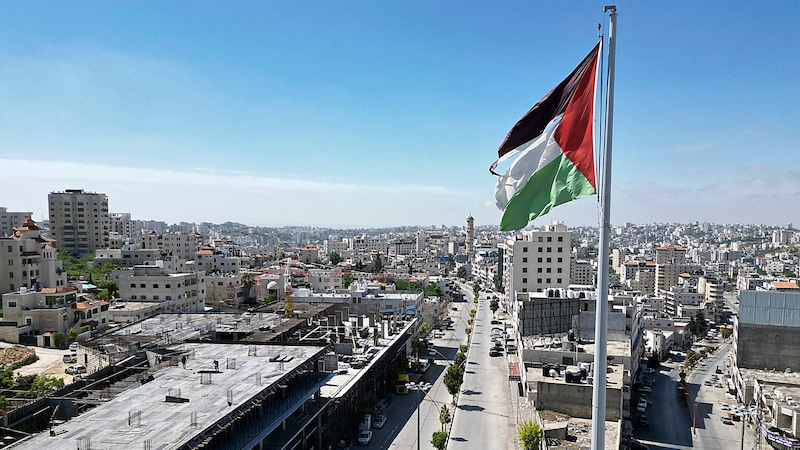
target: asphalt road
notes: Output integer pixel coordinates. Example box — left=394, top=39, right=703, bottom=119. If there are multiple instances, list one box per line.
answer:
left=632, top=358, right=693, bottom=449
left=448, top=287, right=517, bottom=450
left=381, top=286, right=473, bottom=450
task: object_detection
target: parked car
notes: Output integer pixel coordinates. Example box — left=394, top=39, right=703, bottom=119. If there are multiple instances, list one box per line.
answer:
left=721, top=417, right=734, bottom=425
left=637, top=415, right=650, bottom=427
left=489, top=347, right=503, bottom=357
left=65, top=365, right=86, bottom=375
left=69, top=342, right=78, bottom=351
left=721, top=403, right=730, bottom=411
left=628, top=440, right=650, bottom=450
left=63, top=353, right=77, bottom=363
left=636, top=404, right=646, bottom=413
left=637, top=386, right=652, bottom=394
left=357, top=430, right=373, bottom=445
left=490, top=319, right=501, bottom=325
left=372, top=415, right=386, bottom=429
left=644, top=368, right=655, bottom=374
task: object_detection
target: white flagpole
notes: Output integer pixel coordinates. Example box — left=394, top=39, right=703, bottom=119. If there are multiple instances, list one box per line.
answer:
left=591, top=5, right=617, bottom=450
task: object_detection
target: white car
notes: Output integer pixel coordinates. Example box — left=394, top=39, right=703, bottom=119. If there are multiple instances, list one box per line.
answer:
left=357, top=430, right=373, bottom=445
left=65, top=364, right=86, bottom=375
left=373, top=415, right=386, bottom=429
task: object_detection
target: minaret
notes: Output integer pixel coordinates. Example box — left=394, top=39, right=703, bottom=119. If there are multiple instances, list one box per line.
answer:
left=466, top=215, right=475, bottom=263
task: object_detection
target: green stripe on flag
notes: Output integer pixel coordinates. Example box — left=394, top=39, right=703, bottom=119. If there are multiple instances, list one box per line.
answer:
left=499, top=153, right=596, bottom=231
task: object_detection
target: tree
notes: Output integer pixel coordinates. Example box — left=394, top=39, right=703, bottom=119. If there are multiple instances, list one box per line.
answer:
left=28, top=374, right=65, bottom=398
left=438, top=405, right=451, bottom=431
left=443, top=363, right=464, bottom=402
left=517, top=420, right=543, bottom=450
left=371, top=253, right=383, bottom=273
left=242, top=273, right=256, bottom=302
left=411, top=339, right=426, bottom=359
left=490, top=299, right=499, bottom=317
left=431, top=431, right=448, bottom=450
left=456, top=266, right=467, bottom=280
left=52, top=332, right=67, bottom=349
left=329, top=252, right=343, bottom=266
left=493, top=274, right=502, bottom=292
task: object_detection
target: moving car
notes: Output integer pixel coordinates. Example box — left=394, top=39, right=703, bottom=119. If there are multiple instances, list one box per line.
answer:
left=69, top=342, right=78, bottom=351
left=373, top=415, right=386, bottom=429
left=357, top=430, right=373, bottom=445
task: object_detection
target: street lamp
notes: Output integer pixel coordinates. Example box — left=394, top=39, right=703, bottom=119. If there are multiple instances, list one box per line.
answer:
left=407, top=382, right=432, bottom=450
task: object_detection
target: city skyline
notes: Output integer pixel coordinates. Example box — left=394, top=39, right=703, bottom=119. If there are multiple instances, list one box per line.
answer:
left=1, top=2, right=798, bottom=228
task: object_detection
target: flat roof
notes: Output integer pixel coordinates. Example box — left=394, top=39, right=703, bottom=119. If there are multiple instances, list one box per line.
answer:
left=10, top=343, right=324, bottom=450
left=102, top=312, right=285, bottom=342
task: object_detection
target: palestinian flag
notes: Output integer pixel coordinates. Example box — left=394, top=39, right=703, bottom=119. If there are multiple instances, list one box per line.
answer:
left=492, top=43, right=600, bottom=232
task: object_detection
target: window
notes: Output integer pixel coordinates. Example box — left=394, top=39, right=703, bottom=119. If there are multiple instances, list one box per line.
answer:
left=546, top=268, right=551, bottom=273
left=547, top=236, right=552, bottom=242
left=8, top=272, right=12, bottom=278
left=547, top=258, right=552, bottom=263
left=153, top=284, right=159, bottom=289
left=537, top=257, right=543, bottom=263
left=537, top=237, right=543, bottom=242
left=153, top=295, right=159, bottom=300
left=522, top=257, right=528, bottom=263
left=7, top=302, right=16, bottom=308
left=522, top=278, right=527, bottom=283
left=557, top=268, right=563, bottom=273
left=140, top=284, right=145, bottom=288
left=130, top=283, right=136, bottom=288
left=165, top=284, right=171, bottom=288
left=557, top=278, right=562, bottom=284
left=546, top=278, right=551, bottom=283
left=522, top=288, right=528, bottom=292
left=558, top=257, right=563, bottom=263
left=547, top=247, right=552, bottom=252
left=537, top=278, right=542, bottom=283
left=558, top=247, right=563, bottom=252
left=537, top=247, right=543, bottom=253
left=131, top=295, right=137, bottom=300
left=166, top=296, right=172, bottom=300
left=523, top=247, right=528, bottom=253
left=558, top=236, right=563, bottom=242
left=537, top=268, right=542, bottom=273
left=522, top=268, right=528, bottom=273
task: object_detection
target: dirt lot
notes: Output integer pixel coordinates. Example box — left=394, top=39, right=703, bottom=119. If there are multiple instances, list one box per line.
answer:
left=0, top=342, right=72, bottom=383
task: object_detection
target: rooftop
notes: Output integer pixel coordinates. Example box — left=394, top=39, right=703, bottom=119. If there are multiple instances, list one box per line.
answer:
left=10, top=343, right=327, bottom=450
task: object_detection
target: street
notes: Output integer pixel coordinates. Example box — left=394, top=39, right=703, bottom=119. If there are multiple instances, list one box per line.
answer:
left=448, top=285, right=517, bottom=450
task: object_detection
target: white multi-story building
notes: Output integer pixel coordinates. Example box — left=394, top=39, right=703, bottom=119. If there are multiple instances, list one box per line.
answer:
left=0, top=207, right=32, bottom=238
left=194, top=245, right=242, bottom=274
left=569, top=258, right=593, bottom=286
left=307, top=268, right=346, bottom=291
left=388, top=240, right=415, bottom=257
left=502, top=223, right=572, bottom=298
left=48, top=189, right=109, bottom=256
left=140, top=231, right=203, bottom=263
left=0, top=219, right=66, bottom=294
left=117, top=265, right=205, bottom=313
left=109, top=212, right=137, bottom=241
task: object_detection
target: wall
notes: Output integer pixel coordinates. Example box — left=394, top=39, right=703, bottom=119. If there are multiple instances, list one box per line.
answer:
left=534, top=380, right=621, bottom=420
left=737, top=323, right=800, bottom=371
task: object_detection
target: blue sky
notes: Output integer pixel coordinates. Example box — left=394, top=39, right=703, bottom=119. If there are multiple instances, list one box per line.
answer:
left=1, top=2, right=799, bottom=228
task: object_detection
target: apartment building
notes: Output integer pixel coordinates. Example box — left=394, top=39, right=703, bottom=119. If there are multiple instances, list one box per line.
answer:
left=117, top=264, right=206, bottom=313
left=502, top=223, right=572, bottom=297
left=570, top=258, right=593, bottom=286
left=109, top=212, right=138, bottom=241
left=48, top=189, right=109, bottom=256
left=140, top=231, right=203, bottom=262
left=1, top=285, right=79, bottom=342
left=194, top=244, right=242, bottom=273
left=0, top=219, right=66, bottom=294
left=0, top=207, right=32, bottom=238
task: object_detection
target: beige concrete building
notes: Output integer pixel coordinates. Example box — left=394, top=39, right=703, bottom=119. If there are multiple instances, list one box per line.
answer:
left=117, top=264, right=206, bottom=313
left=48, top=189, right=109, bottom=256
left=140, top=231, right=203, bottom=263
left=1, top=285, right=79, bottom=342
left=0, top=219, right=66, bottom=294
left=503, top=223, right=572, bottom=298
left=0, top=207, right=32, bottom=238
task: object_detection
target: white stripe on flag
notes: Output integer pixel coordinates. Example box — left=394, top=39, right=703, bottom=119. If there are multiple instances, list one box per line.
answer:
left=495, top=115, right=564, bottom=210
